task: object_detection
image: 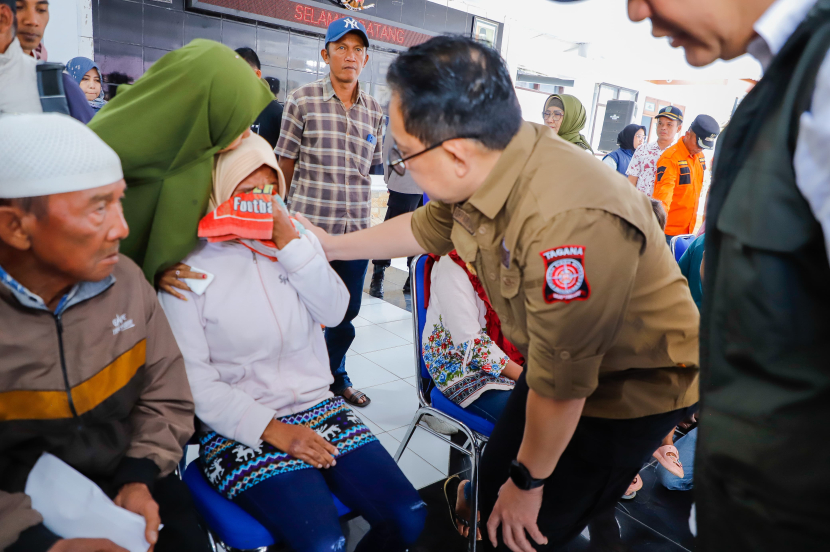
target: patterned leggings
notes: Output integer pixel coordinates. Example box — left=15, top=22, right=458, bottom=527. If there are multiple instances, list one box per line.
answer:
left=233, top=441, right=427, bottom=552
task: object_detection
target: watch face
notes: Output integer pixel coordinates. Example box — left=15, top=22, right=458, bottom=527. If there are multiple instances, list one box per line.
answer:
left=510, top=460, right=531, bottom=489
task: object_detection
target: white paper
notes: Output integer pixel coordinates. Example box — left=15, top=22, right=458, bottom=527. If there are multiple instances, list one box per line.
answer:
left=183, top=266, right=214, bottom=296
left=25, top=453, right=152, bottom=552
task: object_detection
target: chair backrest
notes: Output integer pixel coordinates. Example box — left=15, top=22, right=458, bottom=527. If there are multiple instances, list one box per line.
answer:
left=411, top=255, right=432, bottom=406
left=670, top=234, right=696, bottom=262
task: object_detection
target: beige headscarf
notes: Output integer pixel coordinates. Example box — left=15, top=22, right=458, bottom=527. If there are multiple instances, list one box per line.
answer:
left=209, top=133, right=286, bottom=210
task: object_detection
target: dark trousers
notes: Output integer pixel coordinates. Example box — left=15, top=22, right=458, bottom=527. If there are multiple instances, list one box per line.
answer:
left=234, top=441, right=426, bottom=552
left=149, top=473, right=212, bottom=552
left=372, top=191, right=423, bottom=269
left=326, top=259, right=369, bottom=392
left=479, top=373, right=696, bottom=551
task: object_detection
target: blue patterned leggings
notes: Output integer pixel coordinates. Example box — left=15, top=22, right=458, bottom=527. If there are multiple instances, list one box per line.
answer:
left=233, top=441, right=427, bottom=552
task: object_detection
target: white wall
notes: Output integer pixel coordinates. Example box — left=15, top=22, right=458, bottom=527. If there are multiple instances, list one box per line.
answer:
left=41, top=0, right=93, bottom=63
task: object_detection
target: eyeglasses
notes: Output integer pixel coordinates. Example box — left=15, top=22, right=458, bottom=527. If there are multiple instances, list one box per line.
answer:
left=387, top=135, right=481, bottom=178
left=542, top=110, right=564, bottom=122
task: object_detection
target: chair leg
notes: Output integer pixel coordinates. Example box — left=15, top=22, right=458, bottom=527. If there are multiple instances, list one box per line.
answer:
left=468, top=439, right=483, bottom=552
left=394, top=410, right=424, bottom=462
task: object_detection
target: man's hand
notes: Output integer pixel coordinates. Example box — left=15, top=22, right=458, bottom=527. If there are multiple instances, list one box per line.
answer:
left=48, top=539, right=128, bottom=552
left=271, top=196, right=300, bottom=250
left=114, top=483, right=160, bottom=551
left=292, top=213, right=333, bottom=259
left=487, top=479, right=547, bottom=552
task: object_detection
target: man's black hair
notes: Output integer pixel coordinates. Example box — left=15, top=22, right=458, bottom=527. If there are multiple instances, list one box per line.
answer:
left=264, top=76, right=280, bottom=96
left=235, top=47, right=261, bottom=70
left=386, top=35, right=521, bottom=151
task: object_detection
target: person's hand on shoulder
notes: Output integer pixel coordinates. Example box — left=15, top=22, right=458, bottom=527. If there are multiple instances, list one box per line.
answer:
left=292, top=212, right=332, bottom=259
left=48, top=539, right=128, bottom=552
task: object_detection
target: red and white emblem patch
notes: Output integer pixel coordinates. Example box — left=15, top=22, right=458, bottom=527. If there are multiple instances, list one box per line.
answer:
left=540, top=245, right=591, bottom=303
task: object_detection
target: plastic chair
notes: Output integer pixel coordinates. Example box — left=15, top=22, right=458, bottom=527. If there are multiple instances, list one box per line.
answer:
left=670, top=234, right=696, bottom=262
left=393, top=254, right=492, bottom=551
left=180, top=441, right=351, bottom=551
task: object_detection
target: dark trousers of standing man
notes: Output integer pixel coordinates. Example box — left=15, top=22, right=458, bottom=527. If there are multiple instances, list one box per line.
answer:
left=326, top=259, right=369, bottom=393
left=478, top=374, right=696, bottom=550
left=372, top=191, right=423, bottom=269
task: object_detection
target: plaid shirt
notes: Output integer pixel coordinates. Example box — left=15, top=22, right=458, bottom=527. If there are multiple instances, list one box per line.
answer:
left=275, top=76, right=384, bottom=234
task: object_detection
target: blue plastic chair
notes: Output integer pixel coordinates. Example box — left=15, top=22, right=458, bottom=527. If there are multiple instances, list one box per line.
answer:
left=181, top=443, right=351, bottom=551
left=393, top=254, right=493, bottom=551
left=670, top=234, right=696, bottom=262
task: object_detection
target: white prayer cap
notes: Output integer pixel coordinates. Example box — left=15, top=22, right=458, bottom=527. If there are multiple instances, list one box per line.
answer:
left=0, top=113, right=123, bottom=199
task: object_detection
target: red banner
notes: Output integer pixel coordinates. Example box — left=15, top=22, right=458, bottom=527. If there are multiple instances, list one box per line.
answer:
left=200, top=0, right=434, bottom=48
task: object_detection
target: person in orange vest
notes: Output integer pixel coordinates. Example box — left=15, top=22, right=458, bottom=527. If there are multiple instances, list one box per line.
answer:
left=653, top=114, right=720, bottom=243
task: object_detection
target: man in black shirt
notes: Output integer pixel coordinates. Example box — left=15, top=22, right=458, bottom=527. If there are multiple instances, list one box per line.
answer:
left=236, top=47, right=284, bottom=149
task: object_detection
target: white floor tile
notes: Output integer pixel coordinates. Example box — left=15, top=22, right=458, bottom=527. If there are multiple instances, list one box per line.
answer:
left=362, top=345, right=416, bottom=379
left=344, top=354, right=399, bottom=389
left=402, top=376, right=416, bottom=388
left=346, top=406, right=384, bottom=436
left=349, top=324, right=409, bottom=354
left=361, top=293, right=384, bottom=306
left=346, top=348, right=357, bottom=357
left=376, top=319, right=414, bottom=342
left=391, top=257, right=409, bottom=272
left=351, top=316, right=374, bottom=328
left=358, top=301, right=411, bottom=324
left=388, top=426, right=450, bottom=476
left=358, top=379, right=419, bottom=432
left=376, top=433, right=445, bottom=490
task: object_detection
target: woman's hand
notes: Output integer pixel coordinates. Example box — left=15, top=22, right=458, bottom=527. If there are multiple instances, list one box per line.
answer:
left=262, top=419, right=339, bottom=469
left=157, top=263, right=205, bottom=301
left=271, top=196, right=300, bottom=250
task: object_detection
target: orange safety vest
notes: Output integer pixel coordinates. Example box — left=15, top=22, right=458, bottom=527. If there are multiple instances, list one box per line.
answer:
left=652, top=139, right=706, bottom=236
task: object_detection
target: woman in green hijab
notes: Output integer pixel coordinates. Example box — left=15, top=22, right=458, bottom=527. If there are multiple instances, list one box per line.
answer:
left=542, top=94, right=593, bottom=152
left=89, top=39, right=273, bottom=282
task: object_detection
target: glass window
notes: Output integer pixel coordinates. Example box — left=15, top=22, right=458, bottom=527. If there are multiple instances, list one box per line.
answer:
left=257, top=27, right=289, bottom=69
left=373, top=51, right=395, bottom=86
left=598, top=85, right=616, bottom=104
left=618, top=89, right=637, bottom=102
left=591, top=103, right=606, bottom=151
left=287, top=69, right=319, bottom=97
left=288, top=34, right=320, bottom=74
left=473, top=17, right=499, bottom=49
left=373, top=83, right=392, bottom=115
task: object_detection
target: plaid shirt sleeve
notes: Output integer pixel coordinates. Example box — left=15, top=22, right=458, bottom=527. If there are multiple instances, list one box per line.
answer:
left=372, top=116, right=383, bottom=166
left=275, top=93, right=304, bottom=160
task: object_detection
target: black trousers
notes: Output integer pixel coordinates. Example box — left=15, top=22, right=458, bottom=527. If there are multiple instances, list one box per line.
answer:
left=372, top=191, right=423, bottom=268
left=479, top=373, right=696, bottom=551
left=153, top=473, right=212, bottom=552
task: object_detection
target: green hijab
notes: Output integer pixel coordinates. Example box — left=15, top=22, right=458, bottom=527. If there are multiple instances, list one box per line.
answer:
left=545, top=94, right=593, bottom=152
left=89, top=39, right=273, bottom=282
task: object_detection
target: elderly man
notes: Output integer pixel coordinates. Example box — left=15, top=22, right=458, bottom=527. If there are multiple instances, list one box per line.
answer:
left=0, top=114, right=208, bottom=552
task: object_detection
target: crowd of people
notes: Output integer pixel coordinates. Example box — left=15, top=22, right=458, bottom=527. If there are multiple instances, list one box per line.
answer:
left=2, top=0, right=830, bottom=551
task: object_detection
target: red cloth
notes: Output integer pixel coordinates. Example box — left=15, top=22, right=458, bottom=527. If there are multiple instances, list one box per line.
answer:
left=198, top=192, right=282, bottom=260
left=423, top=252, right=524, bottom=366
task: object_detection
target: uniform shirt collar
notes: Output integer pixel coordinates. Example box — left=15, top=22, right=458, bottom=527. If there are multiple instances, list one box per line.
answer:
left=467, top=122, right=537, bottom=219
left=323, top=73, right=366, bottom=107
left=747, top=0, right=817, bottom=71
left=0, top=263, right=115, bottom=315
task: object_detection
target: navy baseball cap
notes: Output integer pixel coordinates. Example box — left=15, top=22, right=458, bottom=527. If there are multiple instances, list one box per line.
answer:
left=690, top=114, right=720, bottom=150
left=326, top=17, right=370, bottom=48
left=655, top=106, right=684, bottom=123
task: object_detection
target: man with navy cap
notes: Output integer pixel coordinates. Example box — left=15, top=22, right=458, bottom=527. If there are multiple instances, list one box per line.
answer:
left=652, top=114, right=719, bottom=241
left=275, top=18, right=384, bottom=409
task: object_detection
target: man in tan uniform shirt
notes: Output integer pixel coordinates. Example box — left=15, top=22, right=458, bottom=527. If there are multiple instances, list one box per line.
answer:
left=299, top=36, right=699, bottom=552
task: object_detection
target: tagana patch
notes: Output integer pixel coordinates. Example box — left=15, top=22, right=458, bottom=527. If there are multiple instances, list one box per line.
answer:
left=540, top=245, right=591, bottom=303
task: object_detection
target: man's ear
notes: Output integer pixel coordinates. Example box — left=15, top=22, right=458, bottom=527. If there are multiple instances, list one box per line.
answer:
left=321, top=47, right=330, bottom=65
left=0, top=206, right=35, bottom=252
left=441, top=139, right=473, bottom=180
left=256, top=69, right=262, bottom=79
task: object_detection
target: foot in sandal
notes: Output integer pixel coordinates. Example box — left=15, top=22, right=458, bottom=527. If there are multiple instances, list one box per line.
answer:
left=443, top=476, right=482, bottom=541
left=622, top=474, right=642, bottom=500
left=653, top=445, right=684, bottom=478
left=338, top=387, right=371, bottom=407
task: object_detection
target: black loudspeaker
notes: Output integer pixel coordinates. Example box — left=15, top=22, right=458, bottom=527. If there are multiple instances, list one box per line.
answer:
left=598, top=100, right=636, bottom=153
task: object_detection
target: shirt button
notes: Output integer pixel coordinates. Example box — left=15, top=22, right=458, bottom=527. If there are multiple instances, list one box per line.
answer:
left=489, top=272, right=496, bottom=281
left=479, top=227, right=486, bottom=235
left=560, top=351, right=571, bottom=361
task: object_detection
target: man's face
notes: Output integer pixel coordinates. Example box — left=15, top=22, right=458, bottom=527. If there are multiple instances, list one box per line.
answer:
left=389, top=93, right=480, bottom=204
left=322, top=32, right=368, bottom=84
left=627, top=0, right=771, bottom=67
left=656, top=116, right=680, bottom=142
left=15, top=0, right=49, bottom=54
left=684, top=130, right=704, bottom=156
left=20, top=180, right=129, bottom=283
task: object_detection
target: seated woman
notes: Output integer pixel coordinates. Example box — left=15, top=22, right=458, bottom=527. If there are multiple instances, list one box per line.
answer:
left=160, top=134, right=426, bottom=552
left=423, top=252, right=523, bottom=539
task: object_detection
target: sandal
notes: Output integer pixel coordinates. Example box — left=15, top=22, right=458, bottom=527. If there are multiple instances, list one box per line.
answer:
left=653, top=445, right=684, bottom=478
left=622, top=474, right=642, bottom=500
left=442, top=476, right=481, bottom=540
left=338, top=387, right=371, bottom=408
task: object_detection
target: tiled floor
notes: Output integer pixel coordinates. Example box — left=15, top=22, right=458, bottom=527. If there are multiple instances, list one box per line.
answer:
left=344, top=291, right=452, bottom=491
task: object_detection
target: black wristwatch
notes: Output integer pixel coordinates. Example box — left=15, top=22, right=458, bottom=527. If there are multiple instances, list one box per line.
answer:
left=509, top=459, right=546, bottom=490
